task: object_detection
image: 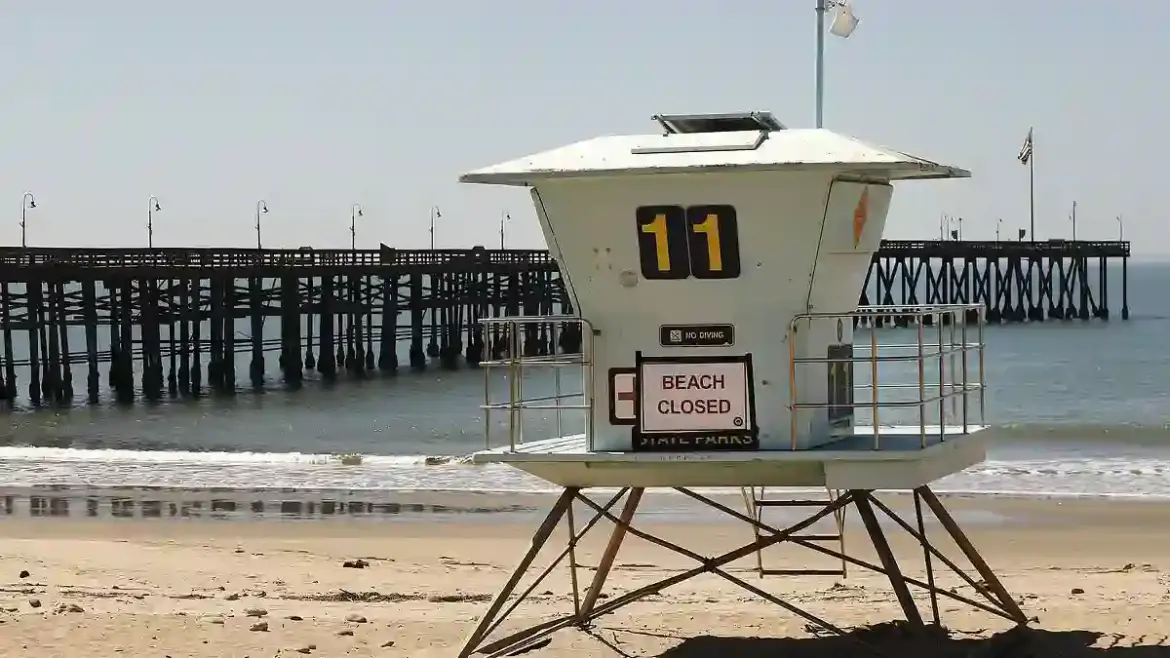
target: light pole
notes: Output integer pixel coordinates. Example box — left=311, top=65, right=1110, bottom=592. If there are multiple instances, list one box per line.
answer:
left=255, top=200, right=269, bottom=250
left=1070, top=201, right=1077, bottom=241
left=499, top=210, right=510, bottom=250
left=429, top=205, right=441, bottom=250
left=1117, top=215, right=1124, bottom=242
left=996, top=218, right=1002, bottom=241
left=148, top=196, right=161, bottom=249
left=957, top=217, right=964, bottom=241
left=350, top=203, right=363, bottom=250
left=20, top=192, right=36, bottom=248
left=815, top=0, right=859, bottom=128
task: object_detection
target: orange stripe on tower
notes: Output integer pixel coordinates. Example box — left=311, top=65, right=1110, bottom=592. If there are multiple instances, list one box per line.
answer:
left=852, top=188, right=869, bottom=248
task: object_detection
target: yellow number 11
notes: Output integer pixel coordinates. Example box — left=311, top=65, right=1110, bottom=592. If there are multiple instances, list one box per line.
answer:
left=691, top=213, right=722, bottom=272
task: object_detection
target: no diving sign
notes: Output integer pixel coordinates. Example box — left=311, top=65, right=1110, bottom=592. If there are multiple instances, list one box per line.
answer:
left=632, top=352, right=759, bottom=451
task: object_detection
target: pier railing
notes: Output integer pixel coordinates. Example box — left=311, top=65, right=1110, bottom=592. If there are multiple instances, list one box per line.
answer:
left=0, top=246, right=556, bottom=273
left=788, top=304, right=987, bottom=450
left=479, top=316, right=595, bottom=451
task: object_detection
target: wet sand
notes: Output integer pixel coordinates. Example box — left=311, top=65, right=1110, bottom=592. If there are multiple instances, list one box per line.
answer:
left=1, top=492, right=1169, bottom=657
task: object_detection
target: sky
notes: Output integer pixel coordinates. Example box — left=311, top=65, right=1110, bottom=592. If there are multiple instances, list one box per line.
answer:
left=0, top=1, right=1165, bottom=254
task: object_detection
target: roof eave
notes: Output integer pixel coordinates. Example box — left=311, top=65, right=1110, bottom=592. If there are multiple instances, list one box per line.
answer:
left=459, top=161, right=971, bottom=187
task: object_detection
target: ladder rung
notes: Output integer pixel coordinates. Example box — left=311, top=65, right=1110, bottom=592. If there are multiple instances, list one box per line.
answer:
left=754, top=499, right=834, bottom=507
left=789, top=534, right=841, bottom=542
left=760, top=569, right=846, bottom=577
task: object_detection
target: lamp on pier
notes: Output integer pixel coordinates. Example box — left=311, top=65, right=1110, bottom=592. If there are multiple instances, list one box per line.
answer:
left=255, top=200, right=269, bottom=250
left=429, top=205, right=441, bottom=251
left=499, top=210, right=510, bottom=250
left=350, top=203, right=363, bottom=251
left=20, top=191, right=36, bottom=248
left=148, top=196, right=162, bottom=249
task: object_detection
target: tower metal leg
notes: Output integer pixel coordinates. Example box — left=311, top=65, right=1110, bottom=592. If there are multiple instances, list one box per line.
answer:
left=458, top=485, right=1029, bottom=657
left=917, top=486, right=1028, bottom=623
left=854, top=492, right=925, bottom=628
left=577, top=487, right=643, bottom=619
left=456, top=487, right=577, bottom=656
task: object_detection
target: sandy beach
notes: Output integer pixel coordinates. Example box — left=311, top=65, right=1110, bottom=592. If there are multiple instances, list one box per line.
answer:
left=1, top=492, right=1169, bottom=657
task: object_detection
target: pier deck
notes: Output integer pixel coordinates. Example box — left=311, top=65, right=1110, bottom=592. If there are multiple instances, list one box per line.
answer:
left=0, top=239, right=1130, bottom=409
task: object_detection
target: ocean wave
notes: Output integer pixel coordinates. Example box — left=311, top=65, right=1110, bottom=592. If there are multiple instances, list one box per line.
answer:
left=2, top=423, right=1169, bottom=458
left=0, top=446, right=468, bottom=466
left=988, top=424, right=1170, bottom=444
left=1, top=445, right=1170, bottom=500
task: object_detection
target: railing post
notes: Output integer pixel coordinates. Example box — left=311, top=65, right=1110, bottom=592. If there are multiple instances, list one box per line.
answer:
left=517, top=316, right=526, bottom=444
left=948, top=311, right=958, bottom=420
left=961, top=310, right=969, bottom=434
left=870, top=327, right=879, bottom=450
left=936, top=312, right=946, bottom=439
left=917, top=317, right=926, bottom=449
left=483, top=320, right=492, bottom=450
left=977, top=306, right=986, bottom=425
left=554, top=323, right=564, bottom=441
left=507, top=321, right=519, bottom=450
left=788, top=321, right=798, bottom=451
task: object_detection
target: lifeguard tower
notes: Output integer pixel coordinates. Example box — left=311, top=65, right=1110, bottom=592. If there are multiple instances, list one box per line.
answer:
left=457, top=112, right=1028, bottom=657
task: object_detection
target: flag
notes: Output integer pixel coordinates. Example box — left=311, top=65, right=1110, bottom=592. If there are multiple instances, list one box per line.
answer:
left=1017, top=128, right=1033, bottom=165
left=829, top=1, right=859, bottom=38
left=1018, top=228, right=1027, bottom=240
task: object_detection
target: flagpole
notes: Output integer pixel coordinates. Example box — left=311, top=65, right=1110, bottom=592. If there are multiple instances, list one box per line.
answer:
left=815, top=0, right=827, bottom=128
left=1029, top=130, right=1035, bottom=241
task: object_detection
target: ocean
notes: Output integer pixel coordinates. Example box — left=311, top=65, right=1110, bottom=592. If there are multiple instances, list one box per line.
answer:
left=1, top=262, right=1168, bottom=502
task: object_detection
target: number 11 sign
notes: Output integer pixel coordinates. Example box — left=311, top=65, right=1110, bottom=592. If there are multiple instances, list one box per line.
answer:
left=635, top=204, right=742, bottom=280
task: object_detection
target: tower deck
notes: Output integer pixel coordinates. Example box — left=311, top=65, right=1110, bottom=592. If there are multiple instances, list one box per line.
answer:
left=471, top=427, right=986, bottom=489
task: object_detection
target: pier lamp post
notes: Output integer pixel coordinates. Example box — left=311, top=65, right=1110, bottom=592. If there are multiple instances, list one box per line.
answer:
left=997, top=218, right=1002, bottom=241
left=429, top=205, right=441, bottom=250
left=148, top=196, right=161, bottom=249
left=20, top=191, right=36, bottom=248
left=255, top=200, right=269, bottom=250
left=1117, top=214, right=1124, bottom=242
left=814, top=0, right=859, bottom=128
left=1070, top=201, right=1078, bottom=241
left=350, top=203, right=363, bottom=251
left=499, top=210, right=510, bottom=250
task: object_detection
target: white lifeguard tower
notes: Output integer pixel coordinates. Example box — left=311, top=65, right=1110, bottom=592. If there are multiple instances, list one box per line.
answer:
left=457, top=112, right=1028, bottom=657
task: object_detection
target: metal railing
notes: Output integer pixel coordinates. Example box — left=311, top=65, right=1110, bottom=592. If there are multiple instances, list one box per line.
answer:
left=787, top=304, right=986, bottom=450
left=479, top=304, right=985, bottom=453
left=479, top=316, right=595, bottom=451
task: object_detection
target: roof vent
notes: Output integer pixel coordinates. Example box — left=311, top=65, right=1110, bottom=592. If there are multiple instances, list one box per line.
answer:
left=651, top=111, right=785, bottom=135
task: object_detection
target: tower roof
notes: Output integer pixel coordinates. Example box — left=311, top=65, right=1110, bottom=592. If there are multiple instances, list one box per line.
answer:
left=461, top=127, right=969, bottom=186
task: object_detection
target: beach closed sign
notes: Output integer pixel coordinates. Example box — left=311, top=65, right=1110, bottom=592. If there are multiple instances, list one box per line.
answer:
left=633, top=354, right=758, bottom=451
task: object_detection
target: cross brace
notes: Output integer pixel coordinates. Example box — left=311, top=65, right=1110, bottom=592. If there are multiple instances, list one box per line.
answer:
left=457, top=485, right=1029, bottom=658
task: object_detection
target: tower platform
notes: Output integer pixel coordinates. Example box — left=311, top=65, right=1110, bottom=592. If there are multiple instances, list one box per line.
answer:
left=470, top=427, right=987, bottom=489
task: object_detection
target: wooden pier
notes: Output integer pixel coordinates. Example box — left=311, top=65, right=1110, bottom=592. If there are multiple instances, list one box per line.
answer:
left=0, top=245, right=571, bottom=408
left=0, top=239, right=1130, bottom=408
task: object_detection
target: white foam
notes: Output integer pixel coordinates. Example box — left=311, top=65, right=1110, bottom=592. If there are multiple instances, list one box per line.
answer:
left=1, top=447, right=1169, bottom=501
left=0, top=446, right=440, bottom=466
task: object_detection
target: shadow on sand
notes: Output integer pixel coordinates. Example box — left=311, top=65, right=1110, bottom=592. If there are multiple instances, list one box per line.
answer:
left=587, top=623, right=1170, bottom=658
